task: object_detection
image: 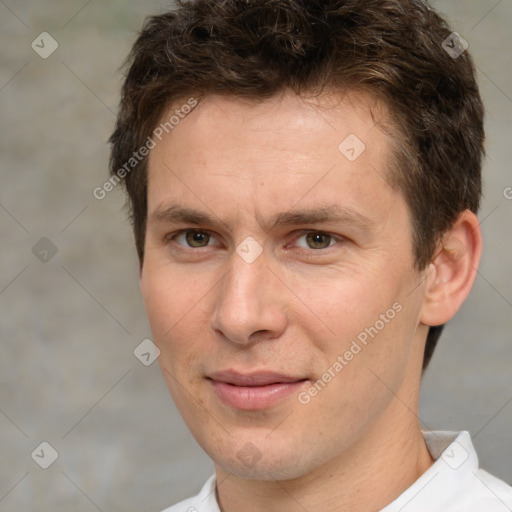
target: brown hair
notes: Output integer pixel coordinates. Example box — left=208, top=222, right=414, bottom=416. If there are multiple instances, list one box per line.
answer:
left=109, top=0, right=485, bottom=370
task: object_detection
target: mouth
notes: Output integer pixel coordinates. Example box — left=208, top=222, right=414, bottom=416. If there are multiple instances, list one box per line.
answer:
left=207, top=370, right=309, bottom=410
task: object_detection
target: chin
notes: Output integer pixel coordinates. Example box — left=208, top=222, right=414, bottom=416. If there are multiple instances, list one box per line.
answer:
left=218, top=458, right=309, bottom=481
left=209, top=439, right=317, bottom=481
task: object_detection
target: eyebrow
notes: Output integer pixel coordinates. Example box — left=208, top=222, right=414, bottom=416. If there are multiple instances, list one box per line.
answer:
left=149, top=202, right=375, bottom=233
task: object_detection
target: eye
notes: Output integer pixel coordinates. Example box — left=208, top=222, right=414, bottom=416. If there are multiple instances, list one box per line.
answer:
left=294, top=231, right=338, bottom=250
left=172, top=230, right=215, bottom=248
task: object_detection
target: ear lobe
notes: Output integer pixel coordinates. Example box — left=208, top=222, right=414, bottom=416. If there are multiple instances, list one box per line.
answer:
left=420, top=210, right=482, bottom=327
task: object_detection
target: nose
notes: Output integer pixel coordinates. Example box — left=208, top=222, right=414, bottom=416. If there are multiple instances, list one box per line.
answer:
left=210, top=246, right=288, bottom=346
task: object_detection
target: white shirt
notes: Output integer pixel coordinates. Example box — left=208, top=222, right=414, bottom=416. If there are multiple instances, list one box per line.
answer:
left=162, top=431, right=512, bottom=512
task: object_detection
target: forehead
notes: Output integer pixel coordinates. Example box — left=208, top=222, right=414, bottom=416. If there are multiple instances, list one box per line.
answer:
left=154, top=90, right=392, bottom=158
left=146, top=90, right=401, bottom=225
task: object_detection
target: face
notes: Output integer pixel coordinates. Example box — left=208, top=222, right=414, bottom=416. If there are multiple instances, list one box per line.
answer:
left=141, top=91, right=429, bottom=480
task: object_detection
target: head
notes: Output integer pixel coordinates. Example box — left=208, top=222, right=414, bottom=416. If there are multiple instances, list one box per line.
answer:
left=109, top=0, right=484, bottom=481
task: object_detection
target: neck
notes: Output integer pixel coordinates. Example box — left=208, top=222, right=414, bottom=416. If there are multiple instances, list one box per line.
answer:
left=215, top=393, right=434, bottom=512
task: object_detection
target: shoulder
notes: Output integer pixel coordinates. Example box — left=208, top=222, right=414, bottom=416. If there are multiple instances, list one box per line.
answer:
left=429, top=431, right=512, bottom=511
left=160, top=475, right=218, bottom=512
left=160, top=496, right=200, bottom=512
left=382, top=431, right=512, bottom=512
left=463, top=468, right=512, bottom=510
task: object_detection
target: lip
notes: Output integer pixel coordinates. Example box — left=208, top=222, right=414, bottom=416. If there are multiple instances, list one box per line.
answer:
left=207, top=370, right=308, bottom=410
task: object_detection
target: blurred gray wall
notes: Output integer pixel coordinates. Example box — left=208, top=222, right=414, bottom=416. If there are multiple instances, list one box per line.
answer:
left=0, top=1, right=510, bottom=510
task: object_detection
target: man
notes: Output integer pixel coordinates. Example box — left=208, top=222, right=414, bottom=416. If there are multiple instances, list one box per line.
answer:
left=109, top=0, right=512, bottom=510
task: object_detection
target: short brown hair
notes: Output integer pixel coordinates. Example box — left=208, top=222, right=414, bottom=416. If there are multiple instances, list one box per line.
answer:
left=109, top=0, right=485, bottom=370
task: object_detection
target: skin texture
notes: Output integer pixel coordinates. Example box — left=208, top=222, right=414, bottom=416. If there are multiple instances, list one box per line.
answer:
left=140, top=91, right=481, bottom=512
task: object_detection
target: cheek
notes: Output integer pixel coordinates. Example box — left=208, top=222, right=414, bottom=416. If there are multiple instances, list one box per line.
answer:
left=140, top=271, right=171, bottom=333
left=140, top=264, right=214, bottom=369
left=291, top=264, right=416, bottom=395
left=141, top=266, right=215, bottom=429
left=291, top=268, right=391, bottom=346
left=141, top=263, right=201, bottom=330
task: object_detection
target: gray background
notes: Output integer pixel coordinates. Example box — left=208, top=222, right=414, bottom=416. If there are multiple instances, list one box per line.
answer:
left=0, top=1, right=510, bottom=511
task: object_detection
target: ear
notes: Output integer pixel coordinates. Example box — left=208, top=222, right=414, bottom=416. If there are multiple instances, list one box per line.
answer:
left=420, top=210, right=482, bottom=326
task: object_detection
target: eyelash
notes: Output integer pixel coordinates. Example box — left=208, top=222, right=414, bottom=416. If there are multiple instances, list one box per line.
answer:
left=166, top=229, right=344, bottom=254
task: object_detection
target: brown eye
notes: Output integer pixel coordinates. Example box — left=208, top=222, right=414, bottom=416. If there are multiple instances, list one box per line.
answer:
left=184, top=230, right=211, bottom=247
left=304, top=232, right=334, bottom=249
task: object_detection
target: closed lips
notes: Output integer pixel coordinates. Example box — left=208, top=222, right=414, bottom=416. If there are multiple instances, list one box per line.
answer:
left=207, top=371, right=307, bottom=386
